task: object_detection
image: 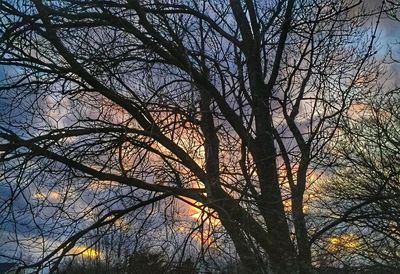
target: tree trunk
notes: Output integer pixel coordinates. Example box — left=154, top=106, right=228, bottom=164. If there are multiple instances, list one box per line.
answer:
left=218, top=214, right=264, bottom=273
left=292, top=195, right=313, bottom=274
left=253, top=112, right=299, bottom=273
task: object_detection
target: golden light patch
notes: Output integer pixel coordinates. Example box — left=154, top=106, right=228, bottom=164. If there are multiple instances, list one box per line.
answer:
left=88, top=179, right=120, bottom=190
left=175, top=198, right=221, bottom=246
left=184, top=199, right=220, bottom=227
left=327, top=234, right=360, bottom=252
left=32, top=192, right=46, bottom=200
left=33, top=191, right=60, bottom=201
left=104, top=216, right=130, bottom=230
left=70, top=246, right=100, bottom=258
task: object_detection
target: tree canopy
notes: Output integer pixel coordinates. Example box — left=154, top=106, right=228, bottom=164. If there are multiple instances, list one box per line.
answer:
left=0, top=1, right=399, bottom=273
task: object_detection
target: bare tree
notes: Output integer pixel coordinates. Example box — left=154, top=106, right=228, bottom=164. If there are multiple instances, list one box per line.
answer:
left=0, top=0, right=384, bottom=273
left=308, top=4, right=400, bottom=270
left=313, top=90, right=399, bottom=271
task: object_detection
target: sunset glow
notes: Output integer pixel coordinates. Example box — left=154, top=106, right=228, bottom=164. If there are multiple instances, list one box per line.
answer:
left=1, top=0, right=399, bottom=273
left=70, top=246, right=100, bottom=259
left=327, top=234, right=360, bottom=252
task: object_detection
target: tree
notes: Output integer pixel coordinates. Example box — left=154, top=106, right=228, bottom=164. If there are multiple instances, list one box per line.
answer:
left=309, top=3, right=400, bottom=270
left=0, top=0, right=384, bottom=273
left=313, top=91, right=400, bottom=271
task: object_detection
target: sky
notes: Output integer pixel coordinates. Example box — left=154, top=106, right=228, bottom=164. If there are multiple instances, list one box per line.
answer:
left=1, top=0, right=400, bottom=270
left=366, top=0, right=400, bottom=79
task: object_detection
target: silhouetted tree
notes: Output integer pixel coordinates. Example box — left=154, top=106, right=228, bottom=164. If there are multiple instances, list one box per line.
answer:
left=314, top=92, right=400, bottom=271
left=0, top=1, right=389, bottom=273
